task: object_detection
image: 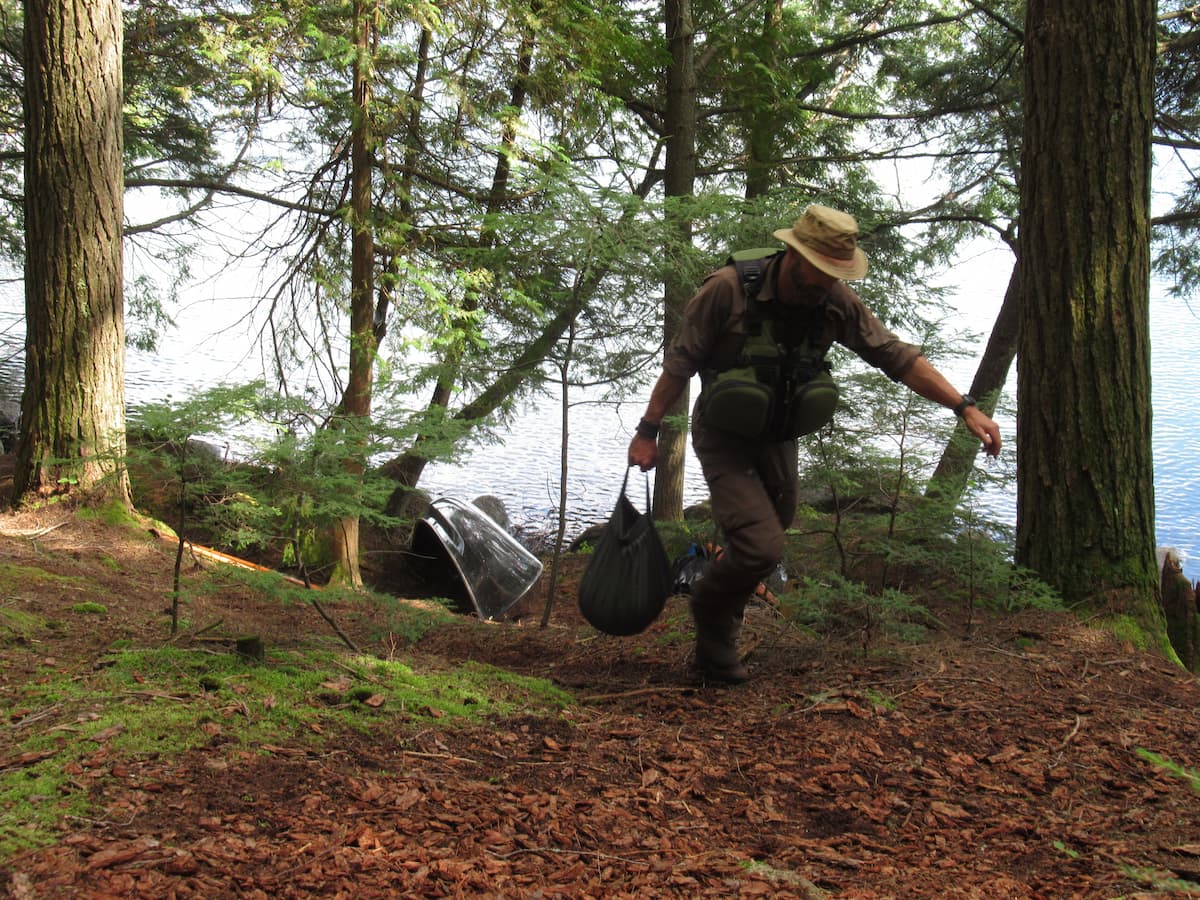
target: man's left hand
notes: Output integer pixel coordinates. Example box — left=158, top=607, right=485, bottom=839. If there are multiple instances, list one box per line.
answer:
left=964, top=406, right=1002, bottom=457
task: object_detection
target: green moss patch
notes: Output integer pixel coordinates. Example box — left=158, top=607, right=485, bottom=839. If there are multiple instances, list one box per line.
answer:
left=0, top=562, right=89, bottom=593
left=0, top=646, right=572, bottom=859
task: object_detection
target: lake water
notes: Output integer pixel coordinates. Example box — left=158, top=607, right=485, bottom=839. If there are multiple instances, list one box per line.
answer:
left=1, top=261, right=1196, bottom=583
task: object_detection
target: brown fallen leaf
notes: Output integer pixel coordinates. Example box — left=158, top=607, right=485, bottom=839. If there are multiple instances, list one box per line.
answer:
left=88, top=723, right=125, bottom=744
left=87, top=837, right=160, bottom=869
left=1, top=749, right=58, bottom=768
left=929, top=800, right=971, bottom=820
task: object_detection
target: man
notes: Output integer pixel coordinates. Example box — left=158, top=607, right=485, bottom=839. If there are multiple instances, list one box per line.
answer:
left=628, top=204, right=1002, bottom=684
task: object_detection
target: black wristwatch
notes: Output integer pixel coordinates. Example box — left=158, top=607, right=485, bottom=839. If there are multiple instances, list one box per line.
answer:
left=635, top=418, right=661, bottom=439
left=953, top=395, right=977, bottom=417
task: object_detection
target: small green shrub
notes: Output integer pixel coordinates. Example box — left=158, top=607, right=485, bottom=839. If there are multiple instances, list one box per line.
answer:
left=781, top=573, right=934, bottom=646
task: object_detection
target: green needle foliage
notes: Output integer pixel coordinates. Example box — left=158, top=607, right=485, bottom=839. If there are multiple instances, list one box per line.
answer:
left=128, top=384, right=267, bottom=632
left=128, top=382, right=430, bottom=586
left=1136, top=748, right=1200, bottom=794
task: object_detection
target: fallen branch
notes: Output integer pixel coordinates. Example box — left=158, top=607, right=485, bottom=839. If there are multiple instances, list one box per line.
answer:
left=580, top=686, right=696, bottom=702
left=0, top=522, right=65, bottom=539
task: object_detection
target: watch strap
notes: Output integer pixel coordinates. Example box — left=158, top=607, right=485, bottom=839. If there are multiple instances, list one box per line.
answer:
left=635, top=418, right=661, bottom=439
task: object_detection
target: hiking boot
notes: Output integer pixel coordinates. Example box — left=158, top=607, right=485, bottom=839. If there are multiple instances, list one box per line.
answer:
left=690, top=602, right=749, bottom=684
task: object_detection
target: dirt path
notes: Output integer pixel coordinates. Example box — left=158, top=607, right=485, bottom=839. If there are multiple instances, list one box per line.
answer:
left=2, top=511, right=1199, bottom=898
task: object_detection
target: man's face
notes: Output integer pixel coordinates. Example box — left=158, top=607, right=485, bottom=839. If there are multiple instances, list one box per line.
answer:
left=790, top=249, right=837, bottom=287
left=782, top=249, right=836, bottom=305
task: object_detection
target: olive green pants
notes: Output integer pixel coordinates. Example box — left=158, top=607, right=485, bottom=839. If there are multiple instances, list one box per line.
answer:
left=688, top=418, right=798, bottom=624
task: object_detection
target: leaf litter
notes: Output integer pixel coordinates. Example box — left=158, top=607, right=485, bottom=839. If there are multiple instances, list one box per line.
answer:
left=0, top=509, right=1198, bottom=898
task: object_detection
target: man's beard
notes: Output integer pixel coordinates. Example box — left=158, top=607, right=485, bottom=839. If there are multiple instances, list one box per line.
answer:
left=784, top=268, right=830, bottom=307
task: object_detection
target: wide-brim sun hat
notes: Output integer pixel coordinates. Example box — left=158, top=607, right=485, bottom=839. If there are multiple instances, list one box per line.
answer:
left=773, top=204, right=869, bottom=281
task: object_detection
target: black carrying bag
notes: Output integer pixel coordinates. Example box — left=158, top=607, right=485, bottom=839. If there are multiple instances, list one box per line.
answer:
left=577, top=469, right=672, bottom=636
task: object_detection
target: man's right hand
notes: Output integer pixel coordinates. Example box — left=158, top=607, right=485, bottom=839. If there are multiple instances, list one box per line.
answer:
left=628, top=435, right=658, bottom=471
left=629, top=371, right=688, bottom=471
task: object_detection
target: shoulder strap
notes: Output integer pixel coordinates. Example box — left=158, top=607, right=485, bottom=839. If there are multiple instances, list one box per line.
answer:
left=726, top=248, right=782, bottom=302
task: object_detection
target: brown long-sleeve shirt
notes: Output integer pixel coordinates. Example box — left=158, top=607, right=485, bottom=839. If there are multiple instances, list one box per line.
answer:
left=663, top=254, right=923, bottom=382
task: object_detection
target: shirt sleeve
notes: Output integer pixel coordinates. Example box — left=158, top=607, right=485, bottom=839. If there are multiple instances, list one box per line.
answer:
left=829, top=284, right=923, bottom=382
left=662, top=267, right=740, bottom=379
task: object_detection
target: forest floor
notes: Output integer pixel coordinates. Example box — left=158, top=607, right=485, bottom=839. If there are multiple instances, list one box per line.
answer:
left=1, top=482, right=1199, bottom=897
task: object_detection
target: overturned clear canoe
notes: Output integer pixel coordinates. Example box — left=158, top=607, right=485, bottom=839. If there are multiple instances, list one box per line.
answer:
left=410, top=496, right=543, bottom=621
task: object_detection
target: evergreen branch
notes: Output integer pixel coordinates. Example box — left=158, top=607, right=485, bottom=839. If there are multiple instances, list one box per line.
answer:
left=961, top=0, right=1023, bottom=39
left=1153, top=210, right=1200, bottom=229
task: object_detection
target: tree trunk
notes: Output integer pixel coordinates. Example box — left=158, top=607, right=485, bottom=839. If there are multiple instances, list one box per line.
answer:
left=654, top=0, right=697, bottom=521
left=1016, top=0, right=1159, bottom=624
left=927, top=261, right=1019, bottom=501
left=330, top=0, right=377, bottom=588
left=381, top=272, right=589, bottom=511
left=15, top=0, right=129, bottom=505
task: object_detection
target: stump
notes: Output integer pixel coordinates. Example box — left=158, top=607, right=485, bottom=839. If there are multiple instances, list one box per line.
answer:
left=235, top=635, right=265, bottom=662
left=1158, top=549, right=1199, bottom=672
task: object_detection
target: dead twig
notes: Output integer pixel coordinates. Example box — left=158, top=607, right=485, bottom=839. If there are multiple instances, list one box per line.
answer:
left=165, top=618, right=225, bottom=645
left=399, top=749, right=480, bottom=764
left=1060, top=713, right=1084, bottom=748
left=333, top=659, right=384, bottom=684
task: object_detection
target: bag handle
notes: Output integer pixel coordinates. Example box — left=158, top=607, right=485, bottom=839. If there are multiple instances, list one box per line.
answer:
left=621, top=465, right=653, bottom=515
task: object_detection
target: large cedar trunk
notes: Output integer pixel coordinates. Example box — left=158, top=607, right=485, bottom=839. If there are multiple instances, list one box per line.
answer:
left=654, top=0, right=697, bottom=521
left=16, top=0, right=129, bottom=504
left=1015, top=0, right=1159, bottom=618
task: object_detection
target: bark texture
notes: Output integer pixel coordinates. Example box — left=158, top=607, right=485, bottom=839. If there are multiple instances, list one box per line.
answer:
left=16, top=0, right=128, bottom=503
left=1016, top=0, right=1158, bottom=616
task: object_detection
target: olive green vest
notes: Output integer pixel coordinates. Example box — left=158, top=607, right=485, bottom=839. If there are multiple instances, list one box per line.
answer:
left=698, top=251, right=839, bottom=441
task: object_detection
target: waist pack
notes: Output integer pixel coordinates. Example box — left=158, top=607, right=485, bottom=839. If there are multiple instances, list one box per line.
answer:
left=701, top=364, right=838, bottom=440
